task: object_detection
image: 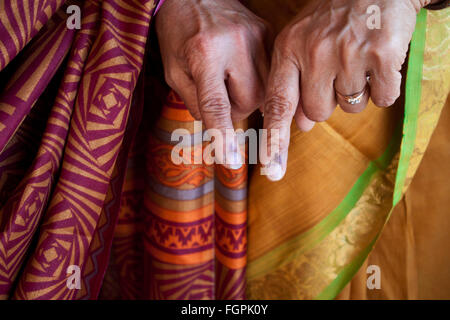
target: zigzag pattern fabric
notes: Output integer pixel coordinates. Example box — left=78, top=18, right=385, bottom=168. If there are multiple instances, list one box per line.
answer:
left=0, top=0, right=160, bottom=299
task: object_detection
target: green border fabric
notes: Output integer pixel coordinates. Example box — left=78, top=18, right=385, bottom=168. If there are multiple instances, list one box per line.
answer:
left=315, top=8, right=428, bottom=300
left=248, top=125, right=401, bottom=280
left=393, top=9, right=428, bottom=206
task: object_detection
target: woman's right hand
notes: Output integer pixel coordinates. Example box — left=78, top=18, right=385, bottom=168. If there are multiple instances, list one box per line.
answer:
left=156, top=0, right=272, bottom=167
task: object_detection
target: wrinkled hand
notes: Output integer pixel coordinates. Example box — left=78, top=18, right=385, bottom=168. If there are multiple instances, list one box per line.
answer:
left=262, top=0, right=432, bottom=181
left=156, top=0, right=271, bottom=167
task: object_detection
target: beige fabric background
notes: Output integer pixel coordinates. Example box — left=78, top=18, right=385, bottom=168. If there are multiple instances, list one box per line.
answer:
left=337, top=98, right=450, bottom=299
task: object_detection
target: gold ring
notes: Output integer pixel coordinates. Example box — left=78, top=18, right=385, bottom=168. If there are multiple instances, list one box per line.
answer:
left=335, top=84, right=369, bottom=105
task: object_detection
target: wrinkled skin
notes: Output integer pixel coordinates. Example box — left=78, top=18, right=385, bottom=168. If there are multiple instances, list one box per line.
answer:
left=262, top=0, right=438, bottom=181
left=156, top=0, right=438, bottom=178
left=156, top=0, right=272, bottom=167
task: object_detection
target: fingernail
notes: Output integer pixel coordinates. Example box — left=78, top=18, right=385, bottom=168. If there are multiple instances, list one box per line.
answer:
left=266, top=161, right=283, bottom=181
left=225, top=144, right=243, bottom=170
left=262, top=153, right=285, bottom=181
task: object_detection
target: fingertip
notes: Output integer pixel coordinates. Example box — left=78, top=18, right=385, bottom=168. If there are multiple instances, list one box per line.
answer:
left=224, top=146, right=244, bottom=170
left=261, top=162, right=285, bottom=181
left=295, top=116, right=315, bottom=132
left=371, top=95, right=399, bottom=108
left=294, top=106, right=316, bottom=132
left=267, top=163, right=284, bottom=181
left=227, top=163, right=243, bottom=170
left=369, top=70, right=402, bottom=108
left=260, top=151, right=287, bottom=182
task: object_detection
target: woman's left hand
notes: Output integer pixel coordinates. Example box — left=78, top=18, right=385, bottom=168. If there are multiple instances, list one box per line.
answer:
left=262, top=0, right=433, bottom=181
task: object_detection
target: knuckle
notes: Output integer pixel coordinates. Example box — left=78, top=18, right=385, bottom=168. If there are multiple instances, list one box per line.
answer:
left=264, top=95, right=295, bottom=121
left=308, top=38, right=332, bottom=67
left=369, top=38, right=403, bottom=70
left=200, top=96, right=230, bottom=115
left=275, top=25, right=295, bottom=46
left=284, top=19, right=307, bottom=39
left=273, top=35, right=292, bottom=59
left=183, top=34, right=217, bottom=77
left=224, top=23, right=250, bottom=47
left=275, top=18, right=309, bottom=54
left=381, top=36, right=399, bottom=55
left=184, top=33, right=216, bottom=60
left=309, top=38, right=325, bottom=57
left=232, top=22, right=249, bottom=37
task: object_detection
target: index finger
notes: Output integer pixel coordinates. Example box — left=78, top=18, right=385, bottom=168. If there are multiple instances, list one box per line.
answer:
left=262, top=49, right=301, bottom=181
left=194, top=70, right=242, bottom=169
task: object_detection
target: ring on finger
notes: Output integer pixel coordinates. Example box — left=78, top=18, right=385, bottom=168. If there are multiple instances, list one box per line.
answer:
left=335, top=85, right=369, bottom=105
left=335, top=75, right=371, bottom=105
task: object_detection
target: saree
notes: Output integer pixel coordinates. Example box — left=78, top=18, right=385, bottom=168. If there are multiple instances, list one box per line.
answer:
left=0, top=0, right=449, bottom=300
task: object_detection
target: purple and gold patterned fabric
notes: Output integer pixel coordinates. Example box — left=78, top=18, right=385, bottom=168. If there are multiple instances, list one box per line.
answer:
left=0, top=0, right=248, bottom=300
left=0, top=0, right=164, bottom=299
